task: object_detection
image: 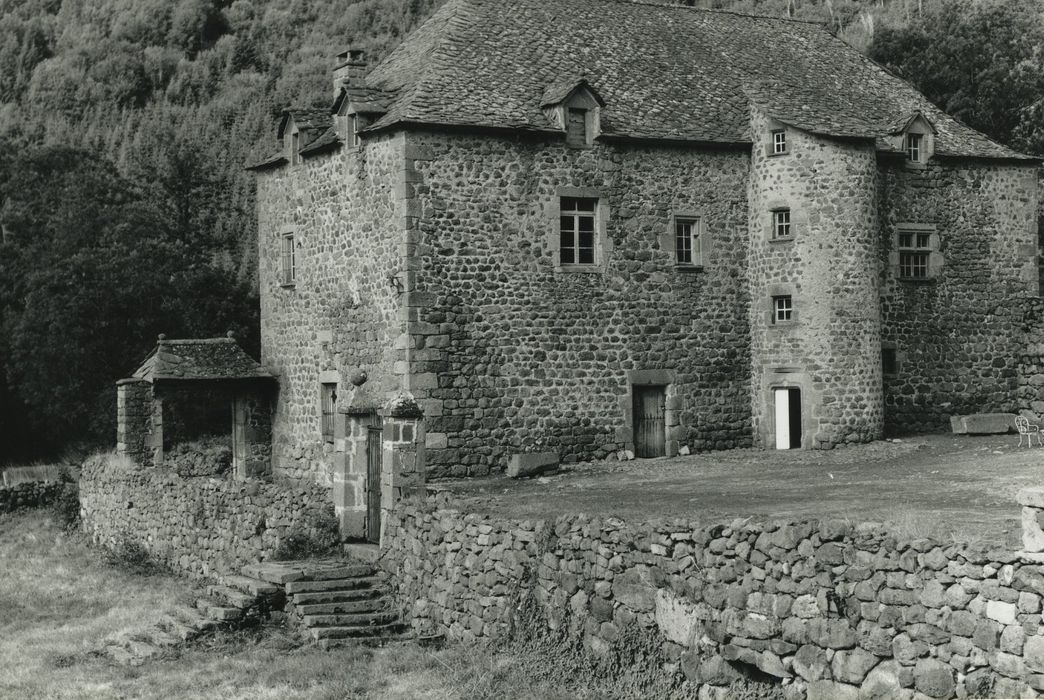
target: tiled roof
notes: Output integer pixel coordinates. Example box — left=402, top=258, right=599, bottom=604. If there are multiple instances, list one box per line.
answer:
left=277, top=108, right=333, bottom=139
left=362, top=0, right=1034, bottom=160
left=131, top=337, right=274, bottom=383
left=300, top=128, right=342, bottom=156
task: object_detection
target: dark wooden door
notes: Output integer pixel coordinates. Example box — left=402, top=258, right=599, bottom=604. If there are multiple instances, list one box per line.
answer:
left=366, top=425, right=382, bottom=544
left=633, top=385, right=666, bottom=458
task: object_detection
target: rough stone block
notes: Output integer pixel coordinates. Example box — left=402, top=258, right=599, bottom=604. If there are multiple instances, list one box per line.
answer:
left=950, top=413, right=1016, bottom=435
left=506, top=452, right=559, bottom=479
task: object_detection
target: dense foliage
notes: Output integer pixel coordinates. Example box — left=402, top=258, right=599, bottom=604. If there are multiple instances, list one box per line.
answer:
left=0, top=0, right=1040, bottom=461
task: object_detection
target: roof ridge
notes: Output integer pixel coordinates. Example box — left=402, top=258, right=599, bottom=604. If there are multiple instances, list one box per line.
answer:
left=576, top=0, right=828, bottom=27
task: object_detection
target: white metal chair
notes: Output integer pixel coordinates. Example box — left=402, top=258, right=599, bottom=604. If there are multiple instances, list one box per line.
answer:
left=1016, top=415, right=1042, bottom=447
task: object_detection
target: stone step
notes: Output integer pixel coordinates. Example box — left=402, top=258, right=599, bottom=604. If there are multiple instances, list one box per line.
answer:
left=308, top=621, right=406, bottom=640
left=241, top=562, right=309, bottom=585
left=295, top=599, right=389, bottom=616
left=222, top=574, right=280, bottom=597
left=195, top=597, right=243, bottom=622
left=285, top=576, right=380, bottom=595
left=157, top=615, right=200, bottom=642
left=291, top=588, right=383, bottom=605
left=296, top=564, right=375, bottom=581
left=302, top=611, right=399, bottom=628
left=146, top=629, right=183, bottom=648
left=343, top=543, right=380, bottom=564
left=317, top=633, right=413, bottom=650
left=206, top=585, right=257, bottom=609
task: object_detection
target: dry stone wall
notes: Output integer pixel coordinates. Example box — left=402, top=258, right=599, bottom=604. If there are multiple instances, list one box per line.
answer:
left=80, top=454, right=333, bottom=580
left=879, top=159, right=1039, bottom=435
left=256, top=134, right=406, bottom=485
left=0, top=480, right=62, bottom=513
left=405, top=129, right=753, bottom=476
left=383, top=497, right=1044, bottom=699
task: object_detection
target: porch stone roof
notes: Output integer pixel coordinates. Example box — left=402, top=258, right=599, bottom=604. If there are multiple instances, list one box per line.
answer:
left=130, top=337, right=273, bottom=383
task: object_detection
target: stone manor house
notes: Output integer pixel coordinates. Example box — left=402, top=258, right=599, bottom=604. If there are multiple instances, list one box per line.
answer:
left=248, top=0, right=1040, bottom=531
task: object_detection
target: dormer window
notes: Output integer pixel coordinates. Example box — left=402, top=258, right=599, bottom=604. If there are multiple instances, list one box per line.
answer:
left=540, top=78, right=604, bottom=150
left=290, top=128, right=301, bottom=165
left=905, top=132, right=923, bottom=163
left=771, top=130, right=787, bottom=155
left=566, top=109, right=588, bottom=147
left=349, top=116, right=360, bottom=147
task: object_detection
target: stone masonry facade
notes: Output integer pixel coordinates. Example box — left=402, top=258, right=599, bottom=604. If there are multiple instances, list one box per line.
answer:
left=257, top=122, right=1038, bottom=479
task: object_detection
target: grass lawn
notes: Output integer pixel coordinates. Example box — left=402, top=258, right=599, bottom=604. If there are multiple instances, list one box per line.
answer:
left=0, top=511, right=593, bottom=700
left=445, top=434, right=1042, bottom=547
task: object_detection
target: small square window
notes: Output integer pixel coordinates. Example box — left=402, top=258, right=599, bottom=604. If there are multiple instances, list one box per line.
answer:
left=281, top=233, right=296, bottom=285
left=772, top=209, right=792, bottom=240
left=675, top=217, right=702, bottom=266
left=772, top=295, right=793, bottom=324
left=320, top=383, right=337, bottom=442
left=906, top=133, right=923, bottom=163
left=560, top=197, right=597, bottom=265
left=772, top=130, right=787, bottom=155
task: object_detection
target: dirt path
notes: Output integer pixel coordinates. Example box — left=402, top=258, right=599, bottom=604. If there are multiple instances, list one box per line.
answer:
left=440, top=435, right=1044, bottom=547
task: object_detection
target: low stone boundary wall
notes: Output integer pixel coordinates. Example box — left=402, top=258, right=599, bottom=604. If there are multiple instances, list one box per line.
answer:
left=0, top=480, right=62, bottom=513
left=382, top=498, right=1044, bottom=699
left=79, top=453, right=333, bottom=579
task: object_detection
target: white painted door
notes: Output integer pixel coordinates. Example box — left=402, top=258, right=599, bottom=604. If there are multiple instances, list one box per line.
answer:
left=774, top=388, right=790, bottom=450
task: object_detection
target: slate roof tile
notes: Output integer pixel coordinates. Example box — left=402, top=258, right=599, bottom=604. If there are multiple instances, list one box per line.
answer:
left=360, top=0, right=1034, bottom=159
left=131, top=338, right=273, bottom=383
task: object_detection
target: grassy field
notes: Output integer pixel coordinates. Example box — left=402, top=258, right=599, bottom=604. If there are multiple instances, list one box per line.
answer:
left=0, top=510, right=603, bottom=700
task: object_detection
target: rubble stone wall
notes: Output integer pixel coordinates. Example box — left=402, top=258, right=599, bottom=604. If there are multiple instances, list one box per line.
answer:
left=383, top=498, right=1044, bottom=699
left=255, top=135, right=406, bottom=485
left=879, top=159, right=1039, bottom=435
left=79, top=454, right=333, bottom=580
left=0, top=480, right=62, bottom=513
left=404, top=129, right=753, bottom=476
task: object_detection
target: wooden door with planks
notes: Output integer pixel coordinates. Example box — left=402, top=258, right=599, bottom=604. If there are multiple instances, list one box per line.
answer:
left=633, top=385, right=666, bottom=458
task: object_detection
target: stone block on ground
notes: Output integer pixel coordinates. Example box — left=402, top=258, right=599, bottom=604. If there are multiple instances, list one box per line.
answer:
left=506, top=452, right=559, bottom=479
left=950, top=413, right=1016, bottom=435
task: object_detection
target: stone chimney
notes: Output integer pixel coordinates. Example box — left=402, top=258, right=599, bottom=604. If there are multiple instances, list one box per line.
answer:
left=333, top=48, right=367, bottom=98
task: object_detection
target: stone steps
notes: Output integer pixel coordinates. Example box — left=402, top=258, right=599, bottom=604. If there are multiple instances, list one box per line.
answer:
left=247, top=557, right=408, bottom=648
left=291, top=588, right=383, bottom=605
left=102, top=601, right=221, bottom=666
left=317, top=632, right=412, bottom=650
left=285, top=576, right=381, bottom=595
left=308, top=621, right=406, bottom=641
left=295, top=599, right=388, bottom=616
left=302, top=611, right=398, bottom=628
left=207, top=584, right=257, bottom=609
left=221, top=574, right=280, bottom=597
left=195, top=597, right=244, bottom=621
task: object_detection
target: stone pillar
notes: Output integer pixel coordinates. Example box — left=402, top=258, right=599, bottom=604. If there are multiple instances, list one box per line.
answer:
left=233, top=392, right=272, bottom=480
left=1018, top=488, right=1044, bottom=555
left=379, top=392, right=426, bottom=543
left=149, top=393, right=164, bottom=467
left=116, top=379, right=152, bottom=466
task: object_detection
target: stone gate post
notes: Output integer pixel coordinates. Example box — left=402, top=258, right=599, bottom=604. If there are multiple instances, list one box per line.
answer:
left=116, top=378, right=154, bottom=466
left=380, top=392, right=426, bottom=542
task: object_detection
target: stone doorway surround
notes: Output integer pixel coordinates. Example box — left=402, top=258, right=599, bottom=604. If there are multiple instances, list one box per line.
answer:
left=620, top=369, right=679, bottom=458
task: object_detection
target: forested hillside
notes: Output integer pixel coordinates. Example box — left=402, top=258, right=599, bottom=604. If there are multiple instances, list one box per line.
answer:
left=0, top=0, right=1041, bottom=461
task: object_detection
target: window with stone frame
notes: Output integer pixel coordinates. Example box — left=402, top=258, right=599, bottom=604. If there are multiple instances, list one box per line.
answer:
left=772, top=209, right=792, bottom=240
left=898, top=229, right=932, bottom=279
left=280, top=232, right=296, bottom=286
left=675, top=217, right=702, bottom=266
left=320, top=382, right=337, bottom=442
left=771, top=129, right=787, bottom=155
left=560, top=197, right=597, bottom=265
left=772, top=295, right=793, bottom=324
left=905, top=132, right=924, bottom=163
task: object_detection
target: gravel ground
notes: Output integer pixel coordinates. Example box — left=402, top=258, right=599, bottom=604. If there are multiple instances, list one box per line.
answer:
left=438, top=434, right=1044, bottom=547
